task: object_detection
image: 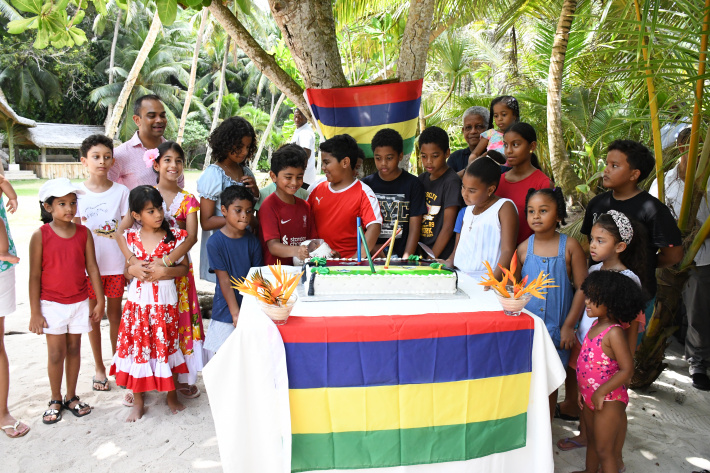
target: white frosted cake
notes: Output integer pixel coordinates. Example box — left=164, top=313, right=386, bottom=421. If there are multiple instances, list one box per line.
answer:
left=303, top=258, right=458, bottom=296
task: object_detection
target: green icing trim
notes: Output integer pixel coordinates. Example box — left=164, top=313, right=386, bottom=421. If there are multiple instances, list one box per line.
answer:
left=309, top=257, right=327, bottom=267
left=430, top=262, right=443, bottom=270
left=407, top=254, right=421, bottom=262
left=324, top=267, right=452, bottom=276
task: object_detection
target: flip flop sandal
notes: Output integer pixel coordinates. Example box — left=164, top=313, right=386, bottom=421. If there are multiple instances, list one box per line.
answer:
left=177, top=385, right=201, bottom=399
left=554, top=403, right=580, bottom=421
left=92, top=377, right=111, bottom=392
left=42, top=400, right=63, bottom=425
left=122, top=392, right=134, bottom=407
left=556, top=437, right=586, bottom=451
left=63, top=396, right=92, bottom=417
left=2, top=420, right=30, bottom=438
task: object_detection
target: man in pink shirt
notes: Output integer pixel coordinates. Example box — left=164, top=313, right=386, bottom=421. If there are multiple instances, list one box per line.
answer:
left=108, top=95, right=184, bottom=189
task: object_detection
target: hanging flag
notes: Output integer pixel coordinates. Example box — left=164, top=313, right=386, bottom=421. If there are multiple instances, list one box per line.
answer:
left=305, top=79, right=423, bottom=158
left=278, top=310, right=533, bottom=472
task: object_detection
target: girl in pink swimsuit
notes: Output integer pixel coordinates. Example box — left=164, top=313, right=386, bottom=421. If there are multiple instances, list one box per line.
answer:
left=573, top=271, right=645, bottom=473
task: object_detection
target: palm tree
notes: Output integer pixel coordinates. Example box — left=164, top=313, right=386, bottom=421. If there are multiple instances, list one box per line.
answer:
left=177, top=9, right=209, bottom=145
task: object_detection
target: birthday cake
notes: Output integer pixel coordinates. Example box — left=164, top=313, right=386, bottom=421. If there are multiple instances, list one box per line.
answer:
left=303, top=257, right=458, bottom=296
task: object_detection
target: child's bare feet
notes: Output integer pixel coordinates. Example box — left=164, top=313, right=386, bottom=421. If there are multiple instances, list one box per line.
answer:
left=166, top=391, right=185, bottom=414
left=126, top=393, right=144, bottom=422
left=0, top=252, right=19, bottom=264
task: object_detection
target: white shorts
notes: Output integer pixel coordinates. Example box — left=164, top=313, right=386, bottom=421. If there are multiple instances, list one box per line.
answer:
left=41, top=299, right=92, bottom=335
left=0, top=267, right=16, bottom=317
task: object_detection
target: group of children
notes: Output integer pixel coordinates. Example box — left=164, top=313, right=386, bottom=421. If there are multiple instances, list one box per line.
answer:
left=0, top=93, right=687, bottom=473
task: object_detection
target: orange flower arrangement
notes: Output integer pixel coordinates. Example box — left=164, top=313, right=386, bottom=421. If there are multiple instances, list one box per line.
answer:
left=231, top=261, right=303, bottom=306
left=479, top=250, right=557, bottom=299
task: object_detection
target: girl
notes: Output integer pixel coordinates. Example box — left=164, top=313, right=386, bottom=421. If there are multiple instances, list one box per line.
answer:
left=197, top=116, right=260, bottom=283
left=558, top=211, right=648, bottom=472
left=29, top=178, right=104, bottom=424
left=518, top=187, right=588, bottom=420
left=446, top=157, right=518, bottom=279
left=0, top=174, right=28, bottom=438
left=118, top=142, right=204, bottom=399
left=110, top=186, right=190, bottom=422
left=497, top=122, right=552, bottom=244
left=572, top=270, right=645, bottom=473
left=469, top=95, right=520, bottom=162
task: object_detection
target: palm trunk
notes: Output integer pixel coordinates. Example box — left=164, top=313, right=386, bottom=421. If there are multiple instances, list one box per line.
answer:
left=547, top=0, right=586, bottom=203
left=105, top=11, right=162, bottom=139
left=251, top=93, right=285, bottom=172
left=104, top=8, right=122, bottom=128
left=177, top=9, right=209, bottom=145
left=209, top=1, right=311, bottom=116
left=203, top=36, right=230, bottom=169
left=397, top=0, right=436, bottom=82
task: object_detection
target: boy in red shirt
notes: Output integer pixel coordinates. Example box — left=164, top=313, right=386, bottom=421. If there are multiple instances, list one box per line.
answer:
left=259, top=144, right=315, bottom=265
left=308, top=134, right=382, bottom=258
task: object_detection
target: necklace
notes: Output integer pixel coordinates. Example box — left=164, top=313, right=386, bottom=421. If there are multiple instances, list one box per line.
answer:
left=468, top=197, right=494, bottom=231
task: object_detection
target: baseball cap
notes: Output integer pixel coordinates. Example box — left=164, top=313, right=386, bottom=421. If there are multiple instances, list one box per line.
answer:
left=38, top=178, right=85, bottom=202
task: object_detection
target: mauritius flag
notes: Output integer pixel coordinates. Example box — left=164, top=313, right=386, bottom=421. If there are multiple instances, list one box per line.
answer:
left=278, top=311, right=534, bottom=472
left=305, top=79, right=423, bottom=158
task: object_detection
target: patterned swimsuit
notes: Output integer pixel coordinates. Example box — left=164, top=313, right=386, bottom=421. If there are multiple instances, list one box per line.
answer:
left=576, top=321, right=629, bottom=410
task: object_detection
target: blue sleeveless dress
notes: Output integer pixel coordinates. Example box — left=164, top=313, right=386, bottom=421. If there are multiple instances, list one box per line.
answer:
left=521, top=233, right=574, bottom=366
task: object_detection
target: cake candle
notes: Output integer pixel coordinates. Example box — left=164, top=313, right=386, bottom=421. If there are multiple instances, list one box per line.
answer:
left=384, top=218, right=399, bottom=270
left=356, top=217, right=362, bottom=263
left=357, top=226, right=376, bottom=273
left=371, top=227, right=402, bottom=260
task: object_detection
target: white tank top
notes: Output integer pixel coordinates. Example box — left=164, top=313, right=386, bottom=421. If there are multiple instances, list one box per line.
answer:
left=454, top=198, right=515, bottom=274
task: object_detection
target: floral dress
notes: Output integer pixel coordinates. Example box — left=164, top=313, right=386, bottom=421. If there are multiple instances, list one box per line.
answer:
left=163, top=189, right=205, bottom=386
left=576, top=321, right=629, bottom=410
left=110, top=227, right=189, bottom=392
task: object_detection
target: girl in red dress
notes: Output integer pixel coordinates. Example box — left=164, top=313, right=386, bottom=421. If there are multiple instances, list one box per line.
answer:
left=110, top=185, right=189, bottom=422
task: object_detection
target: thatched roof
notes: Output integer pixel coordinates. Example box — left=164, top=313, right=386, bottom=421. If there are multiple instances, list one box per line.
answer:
left=0, top=90, right=36, bottom=127
left=15, top=123, right=110, bottom=149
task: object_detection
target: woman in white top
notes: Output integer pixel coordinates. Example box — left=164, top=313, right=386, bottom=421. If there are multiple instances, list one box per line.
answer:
left=446, top=157, right=518, bottom=277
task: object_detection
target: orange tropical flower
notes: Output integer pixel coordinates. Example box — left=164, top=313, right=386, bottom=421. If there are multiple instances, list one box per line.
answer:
left=232, top=260, right=303, bottom=307
left=479, top=250, right=557, bottom=299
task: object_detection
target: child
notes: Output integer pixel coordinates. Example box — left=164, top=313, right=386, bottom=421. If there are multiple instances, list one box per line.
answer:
left=255, top=144, right=310, bottom=212
left=572, top=270, right=645, bottom=473
left=110, top=186, right=190, bottom=422
left=518, top=187, right=588, bottom=419
left=557, top=211, right=648, bottom=469
left=197, top=116, right=260, bottom=282
left=497, top=122, right=552, bottom=245
left=448, top=106, right=490, bottom=173
left=362, top=128, right=426, bottom=258
left=29, top=178, right=104, bottom=424
left=468, top=96, right=521, bottom=163
left=0, top=173, right=28, bottom=438
left=445, top=157, right=517, bottom=276
left=205, top=185, right=263, bottom=353
left=307, top=134, right=382, bottom=259
left=581, top=139, right=683, bottom=300
left=75, top=134, right=130, bottom=393
left=418, top=126, right=464, bottom=259
left=258, top=144, right=314, bottom=265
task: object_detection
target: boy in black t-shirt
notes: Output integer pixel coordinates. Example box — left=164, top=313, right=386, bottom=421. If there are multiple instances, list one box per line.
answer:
left=362, top=129, right=426, bottom=258
left=417, top=126, right=464, bottom=260
left=581, top=140, right=683, bottom=297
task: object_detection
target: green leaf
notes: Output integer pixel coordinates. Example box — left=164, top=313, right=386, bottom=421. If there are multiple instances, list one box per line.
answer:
left=68, top=26, right=87, bottom=46
left=72, top=9, right=85, bottom=25
left=575, top=184, right=590, bottom=194
left=201, top=0, right=211, bottom=7
left=114, top=0, right=126, bottom=8
left=33, top=24, right=49, bottom=49
left=10, top=0, right=41, bottom=14
left=156, top=0, right=177, bottom=25
left=92, top=0, right=107, bottom=16
left=184, top=0, right=202, bottom=7
left=56, top=0, right=70, bottom=11
left=50, top=31, right=68, bottom=49
left=7, top=16, right=37, bottom=34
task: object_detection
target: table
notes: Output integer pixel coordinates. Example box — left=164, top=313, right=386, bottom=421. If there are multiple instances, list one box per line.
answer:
left=203, top=271, right=565, bottom=473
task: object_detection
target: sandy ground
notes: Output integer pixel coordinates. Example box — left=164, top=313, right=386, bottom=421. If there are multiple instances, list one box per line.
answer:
left=2, top=174, right=710, bottom=472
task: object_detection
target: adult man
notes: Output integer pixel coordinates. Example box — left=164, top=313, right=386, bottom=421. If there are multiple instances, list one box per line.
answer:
left=290, top=109, right=317, bottom=186
left=650, top=127, right=710, bottom=391
left=447, top=106, right=489, bottom=174
left=109, top=95, right=183, bottom=189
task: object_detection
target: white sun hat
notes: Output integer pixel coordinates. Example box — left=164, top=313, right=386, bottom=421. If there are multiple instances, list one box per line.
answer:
left=38, top=178, right=85, bottom=202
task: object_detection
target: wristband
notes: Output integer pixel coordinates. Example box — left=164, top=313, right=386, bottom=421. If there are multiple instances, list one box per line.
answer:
left=127, top=254, right=136, bottom=264
left=163, top=255, right=173, bottom=267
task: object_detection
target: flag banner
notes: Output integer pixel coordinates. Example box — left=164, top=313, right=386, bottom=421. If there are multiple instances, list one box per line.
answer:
left=305, top=79, right=423, bottom=158
left=278, top=311, right=534, bottom=472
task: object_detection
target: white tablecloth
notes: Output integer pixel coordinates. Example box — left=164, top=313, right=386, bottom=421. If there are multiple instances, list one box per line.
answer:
left=203, top=271, right=566, bottom=473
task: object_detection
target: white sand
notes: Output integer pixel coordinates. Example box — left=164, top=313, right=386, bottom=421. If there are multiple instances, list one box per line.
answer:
left=3, top=191, right=710, bottom=472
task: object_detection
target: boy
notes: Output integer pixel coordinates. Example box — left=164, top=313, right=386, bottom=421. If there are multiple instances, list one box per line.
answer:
left=581, top=139, right=683, bottom=299
left=418, top=126, right=464, bottom=260
left=650, top=128, right=710, bottom=390
left=75, top=134, right=130, bottom=392
left=204, top=185, right=263, bottom=353
left=362, top=128, right=426, bottom=258
left=308, top=134, right=382, bottom=258
left=258, top=144, right=315, bottom=265
left=447, top=106, right=490, bottom=174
